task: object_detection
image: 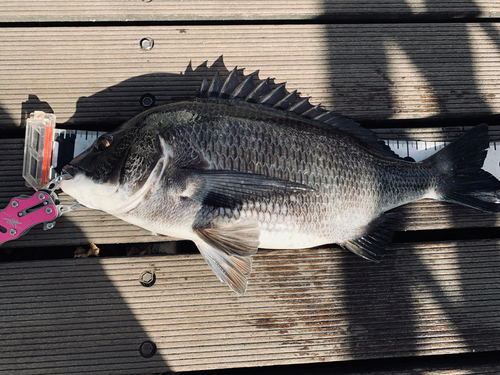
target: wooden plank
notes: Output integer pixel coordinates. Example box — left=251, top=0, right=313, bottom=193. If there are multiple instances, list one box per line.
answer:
left=1, top=123, right=500, bottom=249
left=1, top=24, right=500, bottom=129
left=0, top=1, right=499, bottom=23
left=234, top=355, right=500, bottom=375
left=1, top=239, right=500, bottom=373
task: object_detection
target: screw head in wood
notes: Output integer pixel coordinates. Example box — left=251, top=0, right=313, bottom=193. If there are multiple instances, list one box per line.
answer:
left=140, top=37, right=154, bottom=51
left=139, top=340, right=157, bottom=358
left=139, top=270, right=156, bottom=287
left=140, top=93, right=156, bottom=108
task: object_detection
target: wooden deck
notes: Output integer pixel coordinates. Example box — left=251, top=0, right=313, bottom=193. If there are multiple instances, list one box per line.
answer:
left=1, top=1, right=500, bottom=374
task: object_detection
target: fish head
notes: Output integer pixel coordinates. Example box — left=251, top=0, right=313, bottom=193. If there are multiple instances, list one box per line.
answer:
left=60, top=115, right=168, bottom=211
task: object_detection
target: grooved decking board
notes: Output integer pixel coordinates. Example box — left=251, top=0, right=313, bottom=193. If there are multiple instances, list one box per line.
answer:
left=1, top=24, right=500, bottom=129
left=1, top=239, right=500, bottom=374
left=248, top=356, right=500, bottom=375
left=1, top=125, right=500, bottom=249
left=0, top=1, right=499, bottom=22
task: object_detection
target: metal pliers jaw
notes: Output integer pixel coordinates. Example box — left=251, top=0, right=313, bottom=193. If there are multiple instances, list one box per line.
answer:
left=0, top=173, right=81, bottom=246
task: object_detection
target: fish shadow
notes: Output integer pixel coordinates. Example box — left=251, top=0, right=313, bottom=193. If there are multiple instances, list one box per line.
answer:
left=61, top=56, right=233, bottom=132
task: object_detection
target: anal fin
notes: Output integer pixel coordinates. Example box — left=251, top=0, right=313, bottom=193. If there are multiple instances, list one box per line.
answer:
left=340, top=212, right=401, bottom=263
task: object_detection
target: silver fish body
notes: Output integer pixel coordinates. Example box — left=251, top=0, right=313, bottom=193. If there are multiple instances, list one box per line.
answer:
left=60, top=68, right=500, bottom=294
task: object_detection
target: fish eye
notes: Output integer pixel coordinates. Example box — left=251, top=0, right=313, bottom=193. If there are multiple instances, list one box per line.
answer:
left=94, top=134, right=114, bottom=151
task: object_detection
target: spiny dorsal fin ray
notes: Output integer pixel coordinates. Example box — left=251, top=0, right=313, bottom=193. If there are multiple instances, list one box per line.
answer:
left=301, top=105, right=324, bottom=119
left=208, top=71, right=225, bottom=98
left=314, top=111, right=337, bottom=123
left=220, top=67, right=241, bottom=99
left=258, top=83, right=288, bottom=107
left=197, top=78, right=209, bottom=98
left=194, top=58, right=402, bottom=160
left=289, top=97, right=314, bottom=115
left=232, top=73, right=258, bottom=100
left=274, top=90, right=299, bottom=110
left=246, top=78, right=272, bottom=103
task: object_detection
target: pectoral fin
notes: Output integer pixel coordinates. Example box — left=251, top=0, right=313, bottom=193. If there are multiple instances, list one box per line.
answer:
left=187, top=170, right=314, bottom=208
left=194, top=219, right=260, bottom=294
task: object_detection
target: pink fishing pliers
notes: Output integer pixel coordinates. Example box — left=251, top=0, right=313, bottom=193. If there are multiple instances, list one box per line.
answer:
left=0, top=174, right=80, bottom=246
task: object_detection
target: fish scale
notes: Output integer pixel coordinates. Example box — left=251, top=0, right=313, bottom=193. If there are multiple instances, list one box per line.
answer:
left=60, top=61, right=500, bottom=294
left=157, top=101, right=433, bottom=247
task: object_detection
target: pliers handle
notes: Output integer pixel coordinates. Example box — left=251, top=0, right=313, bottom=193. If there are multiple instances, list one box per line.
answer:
left=0, top=174, right=80, bottom=246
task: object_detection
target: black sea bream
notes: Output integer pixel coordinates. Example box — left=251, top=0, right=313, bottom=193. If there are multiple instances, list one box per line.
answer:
left=60, top=65, right=500, bottom=294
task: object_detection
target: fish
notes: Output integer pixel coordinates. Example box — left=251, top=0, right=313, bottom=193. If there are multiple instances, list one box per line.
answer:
left=60, top=61, right=500, bottom=294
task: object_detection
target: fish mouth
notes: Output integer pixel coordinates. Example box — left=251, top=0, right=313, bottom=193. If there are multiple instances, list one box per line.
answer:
left=62, top=164, right=83, bottom=177
left=62, top=165, right=76, bottom=178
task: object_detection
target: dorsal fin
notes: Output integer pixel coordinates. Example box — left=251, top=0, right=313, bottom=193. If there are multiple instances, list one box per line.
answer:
left=289, top=97, right=313, bottom=114
left=258, top=84, right=288, bottom=106
left=246, top=78, right=272, bottom=103
left=194, top=58, right=401, bottom=160
left=231, top=73, right=258, bottom=99
left=207, top=71, right=225, bottom=98
left=274, top=90, right=299, bottom=110
left=219, top=68, right=241, bottom=99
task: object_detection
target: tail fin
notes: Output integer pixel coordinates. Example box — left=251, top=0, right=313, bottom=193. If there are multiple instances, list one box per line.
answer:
left=426, top=124, right=500, bottom=213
